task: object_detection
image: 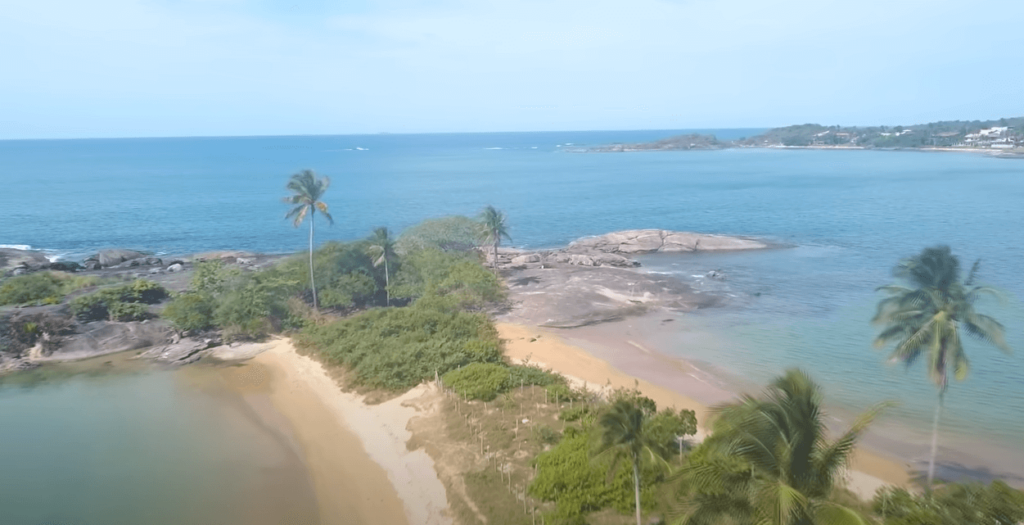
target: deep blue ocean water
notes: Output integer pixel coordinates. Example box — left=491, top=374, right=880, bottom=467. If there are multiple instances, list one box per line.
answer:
left=2, top=130, right=1023, bottom=478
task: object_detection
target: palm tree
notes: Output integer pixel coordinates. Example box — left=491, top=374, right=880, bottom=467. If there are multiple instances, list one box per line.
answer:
left=677, top=369, right=883, bottom=525
left=478, top=205, right=511, bottom=270
left=596, top=399, right=668, bottom=525
left=872, top=245, right=1010, bottom=489
left=367, top=226, right=397, bottom=306
left=283, top=169, right=333, bottom=309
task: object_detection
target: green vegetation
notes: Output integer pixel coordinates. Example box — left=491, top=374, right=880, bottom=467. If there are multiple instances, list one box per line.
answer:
left=395, top=215, right=481, bottom=253
left=873, top=481, right=1024, bottom=525
left=284, top=169, right=334, bottom=309
left=873, top=246, right=1010, bottom=489
left=69, top=279, right=168, bottom=322
left=0, top=272, right=104, bottom=306
left=443, top=362, right=563, bottom=401
left=390, top=248, right=505, bottom=308
left=675, top=369, right=883, bottom=525
left=478, top=205, right=511, bottom=269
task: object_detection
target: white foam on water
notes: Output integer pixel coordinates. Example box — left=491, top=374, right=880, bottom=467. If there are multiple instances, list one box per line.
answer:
left=0, top=244, right=33, bottom=250
left=484, top=147, right=503, bottom=150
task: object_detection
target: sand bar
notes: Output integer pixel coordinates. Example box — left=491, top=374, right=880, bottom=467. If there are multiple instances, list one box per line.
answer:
left=233, top=339, right=451, bottom=525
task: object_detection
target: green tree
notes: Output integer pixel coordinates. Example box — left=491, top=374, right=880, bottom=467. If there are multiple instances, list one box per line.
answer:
left=596, top=398, right=670, bottom=525
left=872, top=246, right=1010, bottom=489
left=284, top=169, right=334, bottom=309
left=677, top=370, right=882, bottom=525
left=367, top=226, right=397, bottom=306
left=477, top=205, right=511, bottom=270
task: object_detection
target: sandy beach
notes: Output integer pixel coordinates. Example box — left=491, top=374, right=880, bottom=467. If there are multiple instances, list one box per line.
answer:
left=496, top=322, right=911, bottom=500
left=227, top=339, right=451, bottom=525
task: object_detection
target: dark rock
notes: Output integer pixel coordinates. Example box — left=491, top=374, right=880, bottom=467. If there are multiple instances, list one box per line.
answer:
left=48, top=261, right=81, bottom=272
left=144, top=257, right=163, bottom=266
left=140, top=336, right=222, bottom=364
left=44, top=320, right=172, bottom=361
left=84, top=261, right=102, bottom=271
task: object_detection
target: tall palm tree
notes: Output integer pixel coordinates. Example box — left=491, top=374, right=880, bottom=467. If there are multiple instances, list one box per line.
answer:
left=478, top=205, right=511, bottom=270
left=283, top=169, right=333, bottom=309
left=873, top=245, right=1010, bottom=489
left=596, top=399, right=668, bottom=525
left=367, top=226, right=397, bottom=306
left=677, top=369, right=883, bottom=525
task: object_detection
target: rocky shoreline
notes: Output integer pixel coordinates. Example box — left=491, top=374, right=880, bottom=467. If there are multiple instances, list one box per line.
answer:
left=1, top=229, right=767, bottom=372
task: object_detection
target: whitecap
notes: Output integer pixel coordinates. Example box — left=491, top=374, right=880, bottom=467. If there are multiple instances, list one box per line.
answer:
left=0, top=244, right=33, bottom=251
left=484, top=147, right=503, bottom=150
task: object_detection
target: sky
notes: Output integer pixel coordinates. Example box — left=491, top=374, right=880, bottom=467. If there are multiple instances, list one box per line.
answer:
left=2, top=0, right=1022, bottom=139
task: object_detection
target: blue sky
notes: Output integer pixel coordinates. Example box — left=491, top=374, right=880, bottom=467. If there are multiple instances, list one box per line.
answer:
left=2, top=0, right=1021, bottom=139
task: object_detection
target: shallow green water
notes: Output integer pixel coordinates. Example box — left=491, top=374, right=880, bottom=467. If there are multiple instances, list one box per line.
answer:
left=0, top=359, right=319, bottom=525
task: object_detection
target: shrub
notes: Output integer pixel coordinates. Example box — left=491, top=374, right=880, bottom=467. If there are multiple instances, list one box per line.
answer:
left=507, top=363, right=563, bottom=389
left=560, top=406, right=591, bottom=422
left=533, top=424, right=562, bottom=445
left=545, top=383, right=582, bottom=404
left=390, top=249, right=504, bottom=308
left=873, top=481, right=1024, bottom=525
left=0, top=273, right=64, bottom=305
left=395, top=215, right=481, bottom=254
left=645, top=407, right=698, bottom=452
left=443, top=363, right=510, bottom=401
left=213, top=272, right=298, bottom=340
left=297, top=300, right=502, bottom=390
left=163, top=293, right=216, bottom=332
left=107, top=301, right=149, bottom=322
left=69, top=280, right=169, bottom=321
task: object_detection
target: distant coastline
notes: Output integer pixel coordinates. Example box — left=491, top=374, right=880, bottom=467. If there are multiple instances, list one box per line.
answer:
left=581, top=115, right=1024, bottom=157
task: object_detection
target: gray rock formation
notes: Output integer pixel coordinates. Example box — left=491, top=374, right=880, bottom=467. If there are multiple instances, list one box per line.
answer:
left=44, top=320, right=172, bottom=361
left=568, top=229, right=767, bottom=254
left=92, top=249, right=148, bottom=268
left=139, top=336, right=221, bottom=364
left=0, top=248, right=51, bottom=275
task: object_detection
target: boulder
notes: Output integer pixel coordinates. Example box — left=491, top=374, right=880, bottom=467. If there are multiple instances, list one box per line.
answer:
left=47, top=321, right=172, bottom=361
left=568, top=230, right=767, bottom=255
left=144, top=257, right=163, bottom=266
left=166, top=263, right=184, bottom=273
left=0, top=248, right=50, bottom=274
left=48, top=261, right=81, bottom=272
left=139, top=337, right=220, bottom=364
left=115, top=259, right=142, bottom=269
left=511, top=254, right=541, bottom=265
left=96, top=249, right=148, bottom=268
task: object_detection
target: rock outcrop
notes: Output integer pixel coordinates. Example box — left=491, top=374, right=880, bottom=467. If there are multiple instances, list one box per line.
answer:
left=484, top=230, right=767, bottom=270
left=567, top=229, right=767, bottom=254
left=0, top=248, right=52, bottom=275
left=90, top=249, right=149, bottom=268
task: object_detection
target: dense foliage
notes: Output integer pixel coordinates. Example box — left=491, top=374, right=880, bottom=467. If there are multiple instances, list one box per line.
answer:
left=394, top=215, right=482, bottom=254
left=873, top=482, right=1024, bottom=525
left=0, top=272, right=103, bottom=306
left=297, top=300, right=502, bottom=389
left=69, top=279, right=168, bottom=322
left=390, top=248, right=504, bottom=308
left=443, top=362, right=563, bottom=401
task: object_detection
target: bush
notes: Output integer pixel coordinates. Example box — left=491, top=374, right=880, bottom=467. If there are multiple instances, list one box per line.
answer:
left=69, top=280, right=168, bottom=321
left=508, top=363, right=563, bottom=389
left=390, top=249, right=504, bottom=308
left=395, top=215, right=481, bottom=254
left=873, top=481, right=1024, bottom=525
left=443, top=363, right=510, bottom=401
left=560, top=406, right=591, bottom=422
left=163, top=293, right=216, bottom=332
left=297, top=299, right=503, bottom=390
left=107, top=301, right=149, bottom=322
left=645, top=407, right=698, bottom=452
left=0, top=273, right=64, bottom=305
left=533, top=424, right=562, bottom=445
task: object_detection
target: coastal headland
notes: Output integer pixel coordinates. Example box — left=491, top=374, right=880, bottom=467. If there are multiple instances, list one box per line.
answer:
left=3, top=227, right=1012, bottom=523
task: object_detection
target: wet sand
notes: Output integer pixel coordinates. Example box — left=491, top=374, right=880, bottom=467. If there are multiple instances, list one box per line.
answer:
left=224, top=339, right=450, bottom=525
left=497, top=322, right=911, bottom=499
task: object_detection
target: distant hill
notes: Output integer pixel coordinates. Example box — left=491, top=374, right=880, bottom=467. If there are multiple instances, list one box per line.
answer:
left=587, top=117, right=1024, bottom=152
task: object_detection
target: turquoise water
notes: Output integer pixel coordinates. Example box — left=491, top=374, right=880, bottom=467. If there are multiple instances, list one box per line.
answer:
left=2, top=132, right=1022, bottom=479
left=0, top=362, right=319, bottom=524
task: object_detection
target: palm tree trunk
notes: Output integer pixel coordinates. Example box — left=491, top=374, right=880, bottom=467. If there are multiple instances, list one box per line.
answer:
left=493, top=239, right=498, bottom=270
left=384, top=257, right=390, bottom=306
left=632, top=459, right=642, bottom=525
left=309, top=212, right=318, bottom=310
left=926, top=392, right=944, bottom=490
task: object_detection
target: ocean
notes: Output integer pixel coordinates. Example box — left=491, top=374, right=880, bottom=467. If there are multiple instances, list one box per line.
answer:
left=2, top=131, right=1023, bottom=483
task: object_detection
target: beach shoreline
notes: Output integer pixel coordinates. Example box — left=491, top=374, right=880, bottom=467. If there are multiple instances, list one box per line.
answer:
left=226, top=339, right=451, bottom=525
left=494, top=322, right=912, bottom=499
